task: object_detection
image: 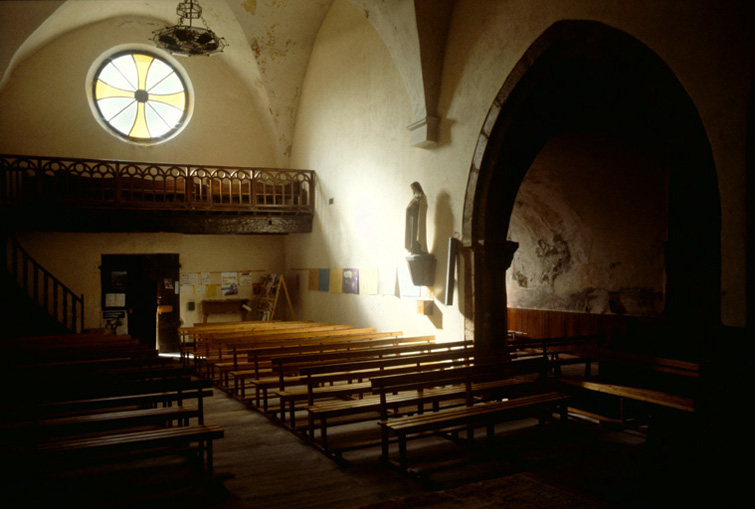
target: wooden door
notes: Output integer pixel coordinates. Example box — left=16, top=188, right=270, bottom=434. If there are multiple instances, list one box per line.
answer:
left=100, top=254, right=180, bottom=352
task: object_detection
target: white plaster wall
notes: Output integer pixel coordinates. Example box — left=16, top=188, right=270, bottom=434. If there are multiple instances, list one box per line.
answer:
left=0, top=16, right=276, bottom=167
left=440, top=0, right=751, bottom=326
left=14, top=232, right=285, bottom=330
left=289, top=0, right=751, bottom=332
left=1, top=0, right=749, bottom=334
left=288, top=0, right=465, bottom=342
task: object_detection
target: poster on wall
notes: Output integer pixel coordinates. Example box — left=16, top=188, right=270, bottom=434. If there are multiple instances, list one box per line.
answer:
left=105, top=293, right=126, bottom=308
left=181, top=272, right=199, bottom=286
left=101, top=310, right=128, bottom=336
left=308, top=269, right=319, bottom=291
left=329, top=269, right=343, bottom=293
left=111, top=271, right=127, bottom=290
left=343, top=269, right=359, bottom=294
left=360, top=268, right=378, bottom=295
left=239, top=271, right=253, bottom=286
left=318, top=269, right=330, bottom=292
left=221, top=271, right=238, bottom=296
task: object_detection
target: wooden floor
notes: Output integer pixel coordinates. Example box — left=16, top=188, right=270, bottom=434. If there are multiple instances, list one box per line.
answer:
left=7, top=363, right=728, bottom=509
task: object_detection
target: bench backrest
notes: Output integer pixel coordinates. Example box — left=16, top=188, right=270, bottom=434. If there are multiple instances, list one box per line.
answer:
left=370, top=357, right=548, bottom=394
left=180, top=320, right=319, bottom=342
left=271, top=338, right=463, bottom=375
left=210, top=327, right=388, bottom=357
left=508, top=334, right=607, bottom=354
left=258, top=334, right=430, bottom=365
left=200, top=324, right=355, bottom=342
left=297, top=348, right=476, bottom=393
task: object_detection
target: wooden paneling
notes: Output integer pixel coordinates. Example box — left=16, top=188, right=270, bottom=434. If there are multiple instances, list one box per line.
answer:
left=507, top=307, right=624, bottom=341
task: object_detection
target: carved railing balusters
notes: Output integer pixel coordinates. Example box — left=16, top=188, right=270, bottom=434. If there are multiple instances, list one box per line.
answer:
left=0, top=154, right=315, bottom=215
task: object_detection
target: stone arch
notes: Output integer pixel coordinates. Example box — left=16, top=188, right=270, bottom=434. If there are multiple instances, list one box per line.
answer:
left=462, top=20, right=721, bottom=360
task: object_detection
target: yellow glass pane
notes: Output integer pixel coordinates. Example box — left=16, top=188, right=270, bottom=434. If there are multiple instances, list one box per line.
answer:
left=95, top=80, right=135, bottom=100
left=148, top=91, right=186, bottom=110
left=133, top=53, right=154, bottom=92
left=129, top=102, right=151, bottom=139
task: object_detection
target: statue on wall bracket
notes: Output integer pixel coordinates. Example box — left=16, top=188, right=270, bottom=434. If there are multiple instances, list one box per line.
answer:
left=405, top=181, right=436, bottom=286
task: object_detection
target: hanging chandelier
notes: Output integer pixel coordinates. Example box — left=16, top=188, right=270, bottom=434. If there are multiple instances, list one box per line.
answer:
left=152, top=0, right=227, bottom=57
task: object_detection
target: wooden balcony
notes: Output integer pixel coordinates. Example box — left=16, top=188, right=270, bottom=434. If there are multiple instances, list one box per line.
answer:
left=0, top=155, right=315, bottom=234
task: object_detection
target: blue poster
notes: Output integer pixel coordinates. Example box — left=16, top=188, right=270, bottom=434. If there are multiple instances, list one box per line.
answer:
left=318, top=269, right=330, bottom=291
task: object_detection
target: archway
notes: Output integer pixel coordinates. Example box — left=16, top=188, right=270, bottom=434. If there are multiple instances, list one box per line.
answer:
left=462, top=20, right=721, bottom=361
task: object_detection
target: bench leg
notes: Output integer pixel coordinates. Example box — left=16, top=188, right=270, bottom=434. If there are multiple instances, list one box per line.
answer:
left=380, top=424, right=390, bottom=462
left=320, top=417, right=328, bottom=450
left=308, top=412, right=316, bottom=440
left=398, top=432, right=408, bottom=470
left=289, top=400, right=297, bottom=430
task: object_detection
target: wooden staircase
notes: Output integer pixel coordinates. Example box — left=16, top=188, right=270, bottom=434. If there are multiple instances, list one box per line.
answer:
left=2, top=234, right=84, bottom=338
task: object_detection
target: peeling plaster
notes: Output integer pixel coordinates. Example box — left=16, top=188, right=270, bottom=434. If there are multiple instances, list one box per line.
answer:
left=507, top=133, right=667, bottom=318
left=241, top=0, right=258, bottom=16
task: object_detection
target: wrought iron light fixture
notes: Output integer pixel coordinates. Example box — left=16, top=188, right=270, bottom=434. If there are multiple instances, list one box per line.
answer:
left=152, top=0, right=227, bottom=57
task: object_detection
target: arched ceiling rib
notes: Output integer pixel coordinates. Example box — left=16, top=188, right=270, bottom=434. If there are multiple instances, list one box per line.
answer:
left=0, top=0, right=450, bottom=163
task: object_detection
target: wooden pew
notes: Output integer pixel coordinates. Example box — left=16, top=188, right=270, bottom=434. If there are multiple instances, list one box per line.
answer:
left=273, top=338, right=466, bottom=428
left=3, top=347, right=206, bottom=434
left=227, top=332, right=412, bottom=397
left=21, top=377, right=214, bottom=421
left=232, top=333, right=419, bottom=410
left=1, top=336, right=230, bottom=492
left=300, top=348, right=482, bottom=456
left=371, top=358, right=570, bottom=473
left=30, top=424, right=225, bottom=477
left=213, top=329, right=401, bottom=387
left=199, top=326, right=384, bottom=381
left=193, top=324, right=358, bottom=376
left=507, top=334, right=608, bottom=375
left=179, top=320, right=321, bottom=362
left=30, top=404, right=203, bottom=440
left=557, top=348, right=699, bottom=429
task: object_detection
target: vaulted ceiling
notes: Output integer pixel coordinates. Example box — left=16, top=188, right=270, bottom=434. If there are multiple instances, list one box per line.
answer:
left=0, top=0, right=452, bottom=166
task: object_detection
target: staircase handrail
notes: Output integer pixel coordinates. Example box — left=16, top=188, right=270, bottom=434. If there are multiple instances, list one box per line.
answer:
left=4, top=234, right=84, bottom=333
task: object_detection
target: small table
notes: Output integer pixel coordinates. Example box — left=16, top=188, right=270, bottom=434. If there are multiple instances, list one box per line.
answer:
left=201, top=299, right=249, bottom=323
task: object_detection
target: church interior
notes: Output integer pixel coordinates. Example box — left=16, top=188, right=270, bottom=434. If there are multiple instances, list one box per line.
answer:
left=0, top=1, right=752, bottom=507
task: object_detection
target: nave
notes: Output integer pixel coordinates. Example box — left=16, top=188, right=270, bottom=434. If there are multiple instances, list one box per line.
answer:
left=129, top=376, right=703, bottom=509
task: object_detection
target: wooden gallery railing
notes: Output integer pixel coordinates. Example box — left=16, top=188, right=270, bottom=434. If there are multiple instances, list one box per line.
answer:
left=0, top=154, right=315, bottom=214
left=4, top=235, right=84, bottom=333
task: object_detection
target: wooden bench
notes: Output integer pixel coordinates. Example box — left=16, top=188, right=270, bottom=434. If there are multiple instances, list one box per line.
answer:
left=558, top=349, right=699, bottom=429
left=371, top=358, right=570, bottom=472
left=179, top=320, right=317, bottom=362
left=1, top=334, right=231, bottom=493
left=272, top=338, right=466, bottom=428
left=194, top=324, right=361, bottom=377
left=218, top=330, right=406, bottom=391
left=26, top=378, right=214, bottom=419
left=30, top=404, right=202, bottom=440
left=231, top=333, right=426, bottom=401
left=31, top=424, right=225, bottom=476
left=380, top=392, right=571, bottom=472
left=507, top=334, right=607, bottom=375
left=299, top=348, right=482, bottom=454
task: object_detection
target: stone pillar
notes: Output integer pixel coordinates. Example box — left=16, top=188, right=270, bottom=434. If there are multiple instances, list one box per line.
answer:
left=473, top=239, right=519, bottom=358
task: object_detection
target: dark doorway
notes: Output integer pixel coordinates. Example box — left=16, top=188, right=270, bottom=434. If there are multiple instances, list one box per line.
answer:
left=100, top=254, right=180, bottom=353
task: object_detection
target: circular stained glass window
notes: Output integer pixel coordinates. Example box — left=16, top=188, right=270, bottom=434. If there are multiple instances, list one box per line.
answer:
left=93, top=51, right=190, bottom=144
